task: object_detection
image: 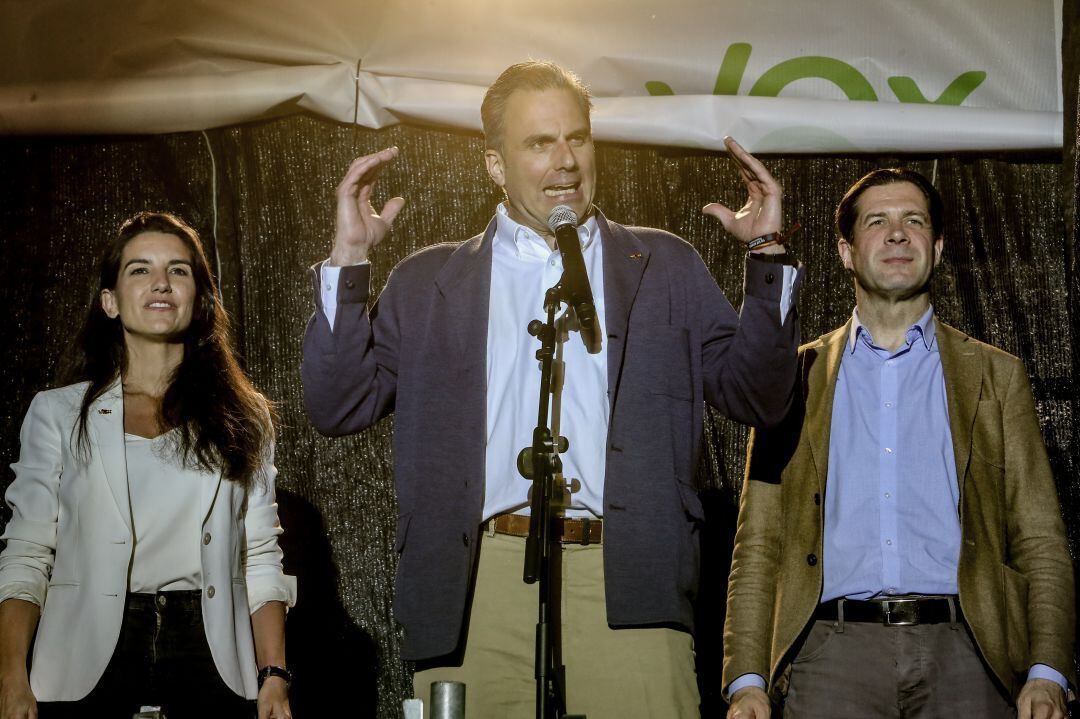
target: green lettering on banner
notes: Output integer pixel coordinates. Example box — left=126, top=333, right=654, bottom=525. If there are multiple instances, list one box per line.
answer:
left=645, top=81, right=675, bottom=96
left=643, top=43, right=987, bottom=106
left=749, top=56, right=877, bottom=100
left=887, top=71, right=987, bottom=105
left=713, top=42, right=752, bottom=95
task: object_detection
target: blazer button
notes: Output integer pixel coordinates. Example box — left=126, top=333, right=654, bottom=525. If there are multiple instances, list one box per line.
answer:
left=806, top=553, right=818, bottom=566
left=765, top=272, right=775, bottom=284
left=206, top=585, right=216, bottom=598
left=813, top=493, right=821, bottom=505
left=345, top=280, right=355, bottom=289
left=462, top=533, right=470, bottom=546
left=203, top=532, right=212, bottom=545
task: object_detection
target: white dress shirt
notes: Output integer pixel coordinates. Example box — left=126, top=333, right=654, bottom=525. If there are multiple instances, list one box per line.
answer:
left=480, top=206, right=608, bottom=519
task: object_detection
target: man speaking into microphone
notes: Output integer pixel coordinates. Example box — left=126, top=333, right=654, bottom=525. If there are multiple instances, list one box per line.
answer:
left=302, top=60, right=803, bottom=718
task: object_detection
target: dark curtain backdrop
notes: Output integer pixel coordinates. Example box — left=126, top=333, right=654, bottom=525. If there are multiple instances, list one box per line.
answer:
left=0, top=107, right=1076, bottom=716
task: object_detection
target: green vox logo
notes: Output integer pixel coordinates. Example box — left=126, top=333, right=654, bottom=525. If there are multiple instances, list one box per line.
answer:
left=645, top=43, right=986, bottom=105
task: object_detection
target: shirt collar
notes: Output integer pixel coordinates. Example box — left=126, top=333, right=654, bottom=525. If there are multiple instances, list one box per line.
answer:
left=493, top=202, right=599, bottom=258
left=848, top=304, right=937, bottom=354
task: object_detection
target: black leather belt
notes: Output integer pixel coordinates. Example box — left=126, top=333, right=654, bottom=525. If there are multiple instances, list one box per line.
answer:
left=813, top=596, right=962, bottom=626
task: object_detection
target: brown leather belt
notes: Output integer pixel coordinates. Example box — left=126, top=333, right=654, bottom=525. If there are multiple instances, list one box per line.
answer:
left=489, top=513, right=603, bottom=545
left=814, top=596, right=962, bottom=626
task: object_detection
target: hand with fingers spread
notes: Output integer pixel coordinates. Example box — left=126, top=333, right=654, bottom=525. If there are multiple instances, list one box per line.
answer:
left=703, top=137, right=786, bottom=255
left=331, top=146, right=406, bottom=266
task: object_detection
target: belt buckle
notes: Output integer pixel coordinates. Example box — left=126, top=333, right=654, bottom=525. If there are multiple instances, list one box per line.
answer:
left=882, top=600, right=918, bottom=626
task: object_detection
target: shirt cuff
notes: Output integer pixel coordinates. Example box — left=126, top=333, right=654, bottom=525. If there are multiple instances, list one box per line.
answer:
left=0, top=584, right=43, bottom=608
left=247, top=573, right=298, bottom=616
left=779, top=264, right=794, bottom=325
left=319, top=262, right=342, bottom=330
left=726, top=673, right=767, bottom=698
left=319, top=259, right=370, bottom=331
left=744, top=255, right=798, bottom=325
left=1027, top=663, right=1069, bottom=693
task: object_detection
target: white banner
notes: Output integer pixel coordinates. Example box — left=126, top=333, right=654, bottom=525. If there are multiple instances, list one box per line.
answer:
left=0, top=0, right=1063, bottom=152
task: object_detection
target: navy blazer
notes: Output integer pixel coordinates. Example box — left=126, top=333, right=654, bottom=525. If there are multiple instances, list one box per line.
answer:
left=302, top=212, right=803, bottom=660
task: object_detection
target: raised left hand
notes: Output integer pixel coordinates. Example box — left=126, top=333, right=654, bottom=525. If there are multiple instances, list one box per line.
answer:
left=703, top=137, right=783, bottom=249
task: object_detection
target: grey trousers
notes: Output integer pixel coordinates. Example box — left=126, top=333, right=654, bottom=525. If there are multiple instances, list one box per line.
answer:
left=783, top=617, right=1015, bottom=718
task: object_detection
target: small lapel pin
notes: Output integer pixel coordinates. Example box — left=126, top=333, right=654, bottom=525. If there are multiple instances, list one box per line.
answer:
left=628, top=252, right=642, bottom=260
left=98, top=409, right=112, bottom=414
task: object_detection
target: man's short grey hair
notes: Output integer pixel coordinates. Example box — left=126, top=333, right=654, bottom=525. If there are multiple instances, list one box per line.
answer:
left=481, top=60, right=593, bottom=151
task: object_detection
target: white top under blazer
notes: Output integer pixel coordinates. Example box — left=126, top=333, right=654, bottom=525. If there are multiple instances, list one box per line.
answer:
left=0, top=380, right=297, bottom=701
left=125, top=430, right=202, bottom=592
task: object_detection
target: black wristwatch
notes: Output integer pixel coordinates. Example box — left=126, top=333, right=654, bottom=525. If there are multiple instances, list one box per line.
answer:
left=257, top=664, right=293, bottom=689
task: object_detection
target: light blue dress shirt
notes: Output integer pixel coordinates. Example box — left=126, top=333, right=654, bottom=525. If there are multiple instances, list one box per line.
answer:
left=823, top=306, right=960, bottom=602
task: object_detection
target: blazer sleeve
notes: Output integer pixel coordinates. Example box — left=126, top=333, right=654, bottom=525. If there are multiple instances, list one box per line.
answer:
left=301, top=261, right=400, bottom=437
left=0, top=392, right=62, bottom=607
left=722, top=403, right=803, bottom=691
left=1001, top=360, right=1076, bottom=687
left=699, top=253, right=805, bottom=428
left=243, top=440, right=297, bottom=614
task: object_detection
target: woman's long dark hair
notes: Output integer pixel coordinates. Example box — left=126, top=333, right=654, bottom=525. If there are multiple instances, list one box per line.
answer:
left=62, top=212, right=274, bottom=491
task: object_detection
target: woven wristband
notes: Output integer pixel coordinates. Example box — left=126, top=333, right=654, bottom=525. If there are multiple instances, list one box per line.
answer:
left=747, top=233, right=780, bottom=251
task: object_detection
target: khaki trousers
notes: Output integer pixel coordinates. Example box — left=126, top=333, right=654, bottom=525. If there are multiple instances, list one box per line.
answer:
left=413, top=530, right=700, bottom=718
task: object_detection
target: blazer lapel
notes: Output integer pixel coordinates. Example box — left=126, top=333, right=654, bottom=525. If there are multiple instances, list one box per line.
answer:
left=936, top=322, right=982, bottom=488
left=600, top=215, right=649, bottom=407
left=88, top=379, right=132, bottom=531
left=431, top=221, right=493, bottom=491
left=200, top=463, right=224, bottom=527
left=433, top=220, right=494, bottom=363
left=805, top=321, right=852, bottom=492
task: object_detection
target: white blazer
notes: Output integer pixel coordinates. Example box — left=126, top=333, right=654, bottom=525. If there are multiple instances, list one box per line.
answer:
left=0, top=381, right=297, bottom=701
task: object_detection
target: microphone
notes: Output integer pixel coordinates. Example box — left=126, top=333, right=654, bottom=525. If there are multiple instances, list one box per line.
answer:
left=547, top=205, right=596, bottom=336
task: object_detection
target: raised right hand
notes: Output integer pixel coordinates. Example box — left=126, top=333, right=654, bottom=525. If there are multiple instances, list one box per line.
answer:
left=0, top=673, right=37, bottom=719
left=331, top=147, right=406, bottom=266
left=727, top=686, right=771, bottom=719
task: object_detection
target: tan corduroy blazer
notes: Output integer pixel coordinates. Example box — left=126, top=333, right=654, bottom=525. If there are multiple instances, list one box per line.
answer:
left=723, top=318, right=1076, bottom=701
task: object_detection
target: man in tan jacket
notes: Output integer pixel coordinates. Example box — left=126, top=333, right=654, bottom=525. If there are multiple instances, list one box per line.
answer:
left=723, top=168, right=1075, bottom=719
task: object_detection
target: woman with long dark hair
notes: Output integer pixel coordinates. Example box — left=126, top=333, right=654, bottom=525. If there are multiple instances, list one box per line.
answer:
left=0, top=212, right=295, bottom=719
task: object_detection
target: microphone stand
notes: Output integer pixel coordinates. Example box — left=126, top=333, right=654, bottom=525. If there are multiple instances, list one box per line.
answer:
left=516, top=281, right=584, bottom=719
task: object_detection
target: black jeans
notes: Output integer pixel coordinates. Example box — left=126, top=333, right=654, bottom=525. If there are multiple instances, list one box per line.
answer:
left=39, top=590, right=255, bottom=719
